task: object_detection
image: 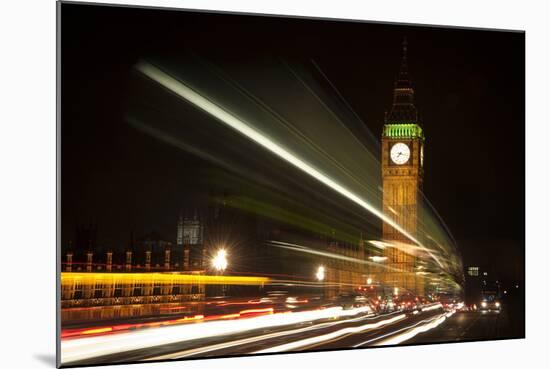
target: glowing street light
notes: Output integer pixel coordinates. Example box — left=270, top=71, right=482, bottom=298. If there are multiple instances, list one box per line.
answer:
left=369, top=256, right=388, bottom=262
left=316, top=266, right=325, bottom=281
left=211, top=249, right=228, bottom=272
left=367, top=278, right=373, bottom=285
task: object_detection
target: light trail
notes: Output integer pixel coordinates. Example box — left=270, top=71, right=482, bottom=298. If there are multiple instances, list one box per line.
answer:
left=268, top=240, right=385, bottom=268
left=421, top=303, right=443, bottom=312
left=61, top=272, right=269, bottom=286
left=135, top=61, right=441, bottom=264
left=61, top=305, right=373, bottom=364
left=374, top=311, right=452, bottom=346
left=254, top=313, right=406, bottom=353
left=352, top=311, right=452, bottom=347
left=148, top=311, right=391, bottom=360
left=63, top=306, right=282, bottom=339
left=268, top=240, right=421, bottom=276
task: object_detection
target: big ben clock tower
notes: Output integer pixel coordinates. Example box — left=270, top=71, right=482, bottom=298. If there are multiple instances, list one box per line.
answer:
left=381, top=39, right=425, bottom=297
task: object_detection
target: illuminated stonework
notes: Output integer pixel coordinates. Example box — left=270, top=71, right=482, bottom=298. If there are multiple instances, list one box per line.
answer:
left=380, top=39, right=425, bottom=297
left=60, top=272, right=268, bottom=322
left=383, top=124, right=424, bottom=139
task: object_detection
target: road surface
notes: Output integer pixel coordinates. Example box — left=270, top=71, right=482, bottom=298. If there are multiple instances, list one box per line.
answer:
left=61, top=299, right=524, bottom=367
left=62, top=306, right=447, bottom=366
left=407, top=303, right=524, bottom=344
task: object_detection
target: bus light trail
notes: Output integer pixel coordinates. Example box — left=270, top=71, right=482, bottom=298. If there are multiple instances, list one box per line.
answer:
left=135, top=61, right=444, bottom=268
left=61, top=272, right=269, bottom=286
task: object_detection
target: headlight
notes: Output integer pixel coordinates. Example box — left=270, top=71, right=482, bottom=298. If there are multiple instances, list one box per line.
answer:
left=495, top=302, right=500, bottom=307
left=481, top=301, right=487, bottom=308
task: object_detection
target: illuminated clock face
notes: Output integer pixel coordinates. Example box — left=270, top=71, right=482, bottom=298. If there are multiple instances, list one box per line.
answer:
left=390, top=142, right=410, bottom=165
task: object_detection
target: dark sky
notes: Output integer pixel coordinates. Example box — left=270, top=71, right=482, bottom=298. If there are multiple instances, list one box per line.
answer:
left=60, top=3, right=524, bottom=282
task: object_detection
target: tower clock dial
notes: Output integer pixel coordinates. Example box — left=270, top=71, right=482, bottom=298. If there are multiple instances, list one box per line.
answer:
left=390, top=142, right=410, bottom=165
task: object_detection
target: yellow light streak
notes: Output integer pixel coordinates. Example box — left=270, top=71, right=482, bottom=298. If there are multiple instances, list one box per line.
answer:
left=80, top=327, right=113, bottom=335
left=61, top=272, right=269, bottom=286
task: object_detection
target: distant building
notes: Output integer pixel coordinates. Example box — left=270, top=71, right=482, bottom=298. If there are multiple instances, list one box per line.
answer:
left=178, top=211, right=205, bottom=271
left=60, top=272, right=205, bottom=323
left=326, top=234, right=368, bottom=298
left=467, top=266, right=479, bottom=277
left=62, top=230, right=180, bottom=273
left=61, top=227, right=204, bottom=324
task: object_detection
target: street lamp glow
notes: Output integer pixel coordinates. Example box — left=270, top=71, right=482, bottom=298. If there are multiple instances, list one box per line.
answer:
left=369, top=256, right=388, bottom=262
left=316, top=266, right=325, bottom=281
left=367, top=278, right=372, bottom=285
left=393, top=287, right=399, bottom=296
left=212, top=249, right=228, bottom=272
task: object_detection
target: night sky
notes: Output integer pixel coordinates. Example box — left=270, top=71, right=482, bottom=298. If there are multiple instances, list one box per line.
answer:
left=61, top=3, right=524, bottom=283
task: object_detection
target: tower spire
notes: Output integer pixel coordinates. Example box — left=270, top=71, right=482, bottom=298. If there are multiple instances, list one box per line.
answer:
left=399, top=37, right=408, bottom=79
left=396, top=37, right=411, bottom=89
left=386, top=37, right=418, bottom=123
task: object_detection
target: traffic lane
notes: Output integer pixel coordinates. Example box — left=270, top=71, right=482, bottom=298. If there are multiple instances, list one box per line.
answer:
left=66, top=308, right=385, bottom=366
left=302, top=310, right=448, bottom=350
left=406, top=309, right=519, bottom=344
left=156, top=309, right=445, bottom=359
left=65, top=307, right=448, bottom=366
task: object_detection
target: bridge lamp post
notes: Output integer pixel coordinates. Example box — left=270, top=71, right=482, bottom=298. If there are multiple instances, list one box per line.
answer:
left=212, top=249, right=228, bottom=296
left=212, top=249, right=228, bottom=273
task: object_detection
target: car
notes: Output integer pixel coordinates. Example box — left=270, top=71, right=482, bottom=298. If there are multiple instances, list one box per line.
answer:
left=479, top=298, right=501, bottom=313
left=377, top=297, right=397, bottom=313
left=334, top=293, right=373, bottom=310
left=395, top=299, right=420, bottom=312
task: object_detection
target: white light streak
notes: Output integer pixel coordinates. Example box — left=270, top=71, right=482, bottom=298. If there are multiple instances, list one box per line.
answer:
left=373, top=313, right=448, bottom=346
left=368, top=240, right=391, bottom=249
left=62, top=305, right=373, bottom=364
left=150, top=310, right=381, bottom=360
left=268, top=240, right=380, bottom=268
left=254, top=314, right=406, bottom=353
left=421, top=303, right=443, bottom=312
left=387, top=206, right=398, bottom=215
left=136, top=62, right=426, bottom=252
